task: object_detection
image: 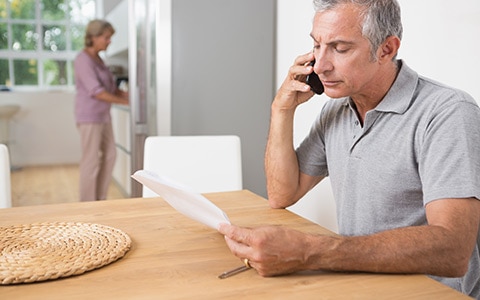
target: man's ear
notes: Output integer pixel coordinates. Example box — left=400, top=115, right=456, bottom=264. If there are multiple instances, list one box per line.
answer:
left=377, top=36, right=401, bottom=63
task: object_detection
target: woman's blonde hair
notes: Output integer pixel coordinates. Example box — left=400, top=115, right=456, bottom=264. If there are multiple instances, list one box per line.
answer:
left=84, top=19, right=115, bottom=47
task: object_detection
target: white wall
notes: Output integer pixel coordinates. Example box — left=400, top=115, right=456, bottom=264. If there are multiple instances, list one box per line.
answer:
left=276, top=0, right=480, bottom=233
left=398, top=0, right=480, bottom=103
left=0, top=91, right=81, bottom=166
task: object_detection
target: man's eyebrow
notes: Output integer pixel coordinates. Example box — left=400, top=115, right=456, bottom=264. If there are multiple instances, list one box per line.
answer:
left=327, top=40, right=355, bottom=46
left=309, top=33, right=355, bottom=46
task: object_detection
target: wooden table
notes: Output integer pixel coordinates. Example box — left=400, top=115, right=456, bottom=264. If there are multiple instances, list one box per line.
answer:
left=0, top=190, right=470, bottom=299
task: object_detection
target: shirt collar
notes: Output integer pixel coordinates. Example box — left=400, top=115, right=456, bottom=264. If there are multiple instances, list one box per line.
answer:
left=374, top=60, right=419, bottom=114
left=339, top=60, right=418, bottom=114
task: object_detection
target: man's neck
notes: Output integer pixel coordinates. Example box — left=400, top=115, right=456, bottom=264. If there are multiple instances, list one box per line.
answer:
left=352, top=60, right=400, bottom=123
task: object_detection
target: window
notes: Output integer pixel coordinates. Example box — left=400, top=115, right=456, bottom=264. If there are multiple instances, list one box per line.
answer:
left=0, top=0, right=95, bottom=89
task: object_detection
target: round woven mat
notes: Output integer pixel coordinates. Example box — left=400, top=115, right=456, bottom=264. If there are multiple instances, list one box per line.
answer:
left=0, top=222, right=132, bottom=285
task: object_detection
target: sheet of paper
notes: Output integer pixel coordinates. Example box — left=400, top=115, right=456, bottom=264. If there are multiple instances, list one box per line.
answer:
left=131, top=170, right=230, bottom=230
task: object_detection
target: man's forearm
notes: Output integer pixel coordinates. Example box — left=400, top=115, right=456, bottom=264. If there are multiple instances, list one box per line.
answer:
left=265, top=106, right=301, bottom=208
left=307, top=225, right=472, bottom=277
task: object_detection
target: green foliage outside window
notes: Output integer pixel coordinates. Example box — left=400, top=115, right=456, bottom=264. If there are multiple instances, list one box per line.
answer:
left=0, top=59, right=8, bottom=86
left=41, top=0, right=68, bottom=21
left=12, top=24, right=38, bottom=51
left=44, top=59, right=67, bottom=85
left=14, top=59, right=38, bottom=85
left=10, top=0, right=36, bottom=20
left=0, top=23, right=7, bottom=50
left=43, top=25, right=67, bottom=51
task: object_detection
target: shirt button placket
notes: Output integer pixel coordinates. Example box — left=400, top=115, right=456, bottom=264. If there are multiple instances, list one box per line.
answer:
left=353, top=120, right=361, bottom=140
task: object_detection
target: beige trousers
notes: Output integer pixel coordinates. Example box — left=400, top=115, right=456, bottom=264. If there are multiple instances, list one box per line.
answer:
left=77, top=123, right=116, bottom=201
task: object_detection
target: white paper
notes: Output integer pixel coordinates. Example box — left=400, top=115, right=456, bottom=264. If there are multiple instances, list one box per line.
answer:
left=131, top=170, right=230, bottom=230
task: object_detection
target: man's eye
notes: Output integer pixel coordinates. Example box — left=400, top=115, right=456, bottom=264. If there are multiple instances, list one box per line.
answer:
left=335, top=47, right=349, bottom=53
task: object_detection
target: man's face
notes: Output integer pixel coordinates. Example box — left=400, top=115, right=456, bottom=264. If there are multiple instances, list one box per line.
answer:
left=310, top=4, right=381, bottom=99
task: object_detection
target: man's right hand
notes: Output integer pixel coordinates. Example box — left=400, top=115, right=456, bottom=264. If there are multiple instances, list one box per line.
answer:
left=272, top=52, right=317, bottom=112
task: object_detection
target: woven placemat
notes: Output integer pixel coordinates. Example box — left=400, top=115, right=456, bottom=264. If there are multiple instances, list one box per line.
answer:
left=0, top=222, right=132, bottom=285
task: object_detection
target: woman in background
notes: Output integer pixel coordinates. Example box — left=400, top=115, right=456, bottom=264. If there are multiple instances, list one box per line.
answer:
left=74, top=19, right=128, bottom=201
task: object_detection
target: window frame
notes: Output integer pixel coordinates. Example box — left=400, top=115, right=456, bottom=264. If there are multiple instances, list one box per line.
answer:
left=0, top=0, right=96, bottom=91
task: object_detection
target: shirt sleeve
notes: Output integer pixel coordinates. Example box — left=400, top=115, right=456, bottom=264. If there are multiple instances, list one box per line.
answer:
left=419, top=91, right=480, bottom=203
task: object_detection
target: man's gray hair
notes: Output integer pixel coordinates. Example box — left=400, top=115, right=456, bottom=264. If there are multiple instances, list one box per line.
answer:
left=313, top=0, right=403, bottom=60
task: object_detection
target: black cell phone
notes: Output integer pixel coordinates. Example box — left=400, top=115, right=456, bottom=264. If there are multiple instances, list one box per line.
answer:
left=306, top=60, right=324, bottom=95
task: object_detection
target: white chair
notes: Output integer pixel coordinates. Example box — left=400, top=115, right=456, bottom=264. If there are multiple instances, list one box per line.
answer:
left=142, top=135, right=242, bottom=197
left=0, top=144, right=12, bottom=208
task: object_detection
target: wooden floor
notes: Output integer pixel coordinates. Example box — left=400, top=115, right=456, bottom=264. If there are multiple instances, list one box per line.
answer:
left=10, top=165, right=125, bottom=207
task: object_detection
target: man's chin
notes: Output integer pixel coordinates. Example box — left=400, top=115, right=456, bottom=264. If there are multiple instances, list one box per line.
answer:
left=323, top=89, right=347, bottom=99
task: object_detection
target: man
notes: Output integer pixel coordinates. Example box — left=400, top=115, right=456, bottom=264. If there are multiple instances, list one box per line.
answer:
left=219, top=0, right=480, bottom=297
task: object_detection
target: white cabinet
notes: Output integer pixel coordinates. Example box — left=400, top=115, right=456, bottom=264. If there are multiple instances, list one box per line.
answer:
left=111, top=106, right=131, bottom=196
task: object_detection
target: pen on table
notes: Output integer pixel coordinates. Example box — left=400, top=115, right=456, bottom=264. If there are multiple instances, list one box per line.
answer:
left=218, top=265, right=251, bottom=279
left=218, top=259, right=253, bottom=279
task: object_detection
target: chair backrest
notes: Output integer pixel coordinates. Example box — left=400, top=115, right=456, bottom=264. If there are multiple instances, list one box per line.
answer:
left=0, top=144, right=12, bottom=208
left=142, top=135, right=242, bottom=197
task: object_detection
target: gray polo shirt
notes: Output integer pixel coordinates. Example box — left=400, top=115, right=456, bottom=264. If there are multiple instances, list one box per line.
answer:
left=296, top=60, right=480, bottom=296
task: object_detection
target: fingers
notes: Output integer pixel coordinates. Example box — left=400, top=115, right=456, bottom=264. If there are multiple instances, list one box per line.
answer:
left=224, top=235, right=253, bottom=258
left=219, top=223, right=256, bottom=263
left=295, top=51, right=315, bottom=68
left=219, top=223, right=252, bottom=246
left=291, top=52, right=315, bottom=80
left=273, top=52, right=316, bottom=109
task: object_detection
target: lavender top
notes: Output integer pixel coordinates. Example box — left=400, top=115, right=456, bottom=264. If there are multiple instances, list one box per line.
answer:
left=74, top=50, right=115, bottom=123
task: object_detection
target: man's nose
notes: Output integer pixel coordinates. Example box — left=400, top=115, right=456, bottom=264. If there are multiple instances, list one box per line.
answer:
left=313, top=51, right=333, bottom=74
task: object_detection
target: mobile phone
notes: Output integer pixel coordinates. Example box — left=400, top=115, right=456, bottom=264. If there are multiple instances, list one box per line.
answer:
left=306, top=60, right=324, bottom=95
